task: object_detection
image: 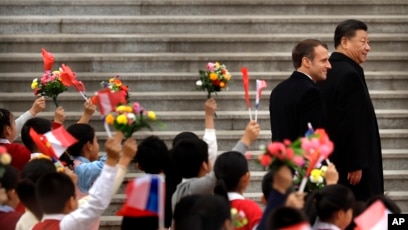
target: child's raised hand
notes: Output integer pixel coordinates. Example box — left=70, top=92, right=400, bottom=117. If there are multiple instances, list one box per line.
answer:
left=64, top=167, right=78, bottom=186
left=325, top=163, right=339, bottom=185
left=240, top=120, right=260, bottom=146
left=54, top=106, right=66, bottom=124
left=120, top=138, right=138, bottom=164
left=83, top=99, right=96, bottom=116
left=285, top=192, right=305, bottom=209
left=29, top=96, right=46, bottom=116
left=204, top=98, right=217, bottom=116
left=104, top=131, right=124, bottom=166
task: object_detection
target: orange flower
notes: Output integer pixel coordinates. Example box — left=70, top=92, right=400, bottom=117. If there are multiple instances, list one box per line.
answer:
left=121, top=85, right=128, bottom=91
left=114, top=79, right=122, bottom=87
left=209, top=73, right=218, bottom=81
left=219, top=82, right=226, bottom=88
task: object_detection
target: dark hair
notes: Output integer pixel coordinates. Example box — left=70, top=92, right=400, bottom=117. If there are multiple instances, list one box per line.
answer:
left=334, top=19, right=368, bottom=48
left=21, top=117, right=52, bottom=152
left=173, top=194, right=203, bottom=229
left=0, top=108, right=12, bottom=139
left=135, top=135, right=169, bottom=174
left=366, top=194, right=401, bottom=214
left=66, top=123, right=95, bottom=157
left=345, top=200, right=367, bottom=230
left=175, top=195, right=231, bottom=230
left=172, top=138, right=208, bottom=179
left=172, top=131, right=199, bottom=148
left=16, top=158, right=57, bottom=220
left=292, top=39, right=328, bottom=69
left=267, top=206, right=309, bottom=230
left=0, top=165, right=18, bottom=191
left=36, top=172, right=76, bottom=214
left=262, top=171, right=274, bottom=200
left=304, top=184, right=355, bottom=223
left=213, top=151, right=249, bottom=201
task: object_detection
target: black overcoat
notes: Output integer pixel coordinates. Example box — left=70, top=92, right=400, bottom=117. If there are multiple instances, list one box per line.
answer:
left=317, top=52, right=384, bottom=201
left=269, top=71, right=326, bottom=142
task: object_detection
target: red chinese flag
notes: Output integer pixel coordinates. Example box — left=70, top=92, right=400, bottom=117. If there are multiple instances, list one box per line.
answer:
left=42, top=48, right=54, bottom=72
left=94, top=88, right=127, bottom=116
left=241, top=67, right=251, bottom=108
left=60, top=64, right=86, bottom=92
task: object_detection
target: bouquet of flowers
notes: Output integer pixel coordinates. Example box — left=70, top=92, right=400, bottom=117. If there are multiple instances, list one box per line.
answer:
left=100, top=75, right=129, bottom=103
left=104, top=102, right=163, bottom=138
left=0, top=146, right=11, bottom=178
left=196, top=62, right=231, bottom=98
left=231, top=208, right=248, bottom=228
left=31, top=49, right=67, bottom=107
left=258, top=139, right=306, bottom=173
left=307, top=165, right=328, bottom=191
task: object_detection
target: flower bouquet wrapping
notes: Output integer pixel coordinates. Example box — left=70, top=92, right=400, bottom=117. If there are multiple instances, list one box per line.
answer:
left=31, top=49, right=67, bottom=107
left=104, top=102, right=163, bottom=138
left=196, top=62, right=231, bottom=99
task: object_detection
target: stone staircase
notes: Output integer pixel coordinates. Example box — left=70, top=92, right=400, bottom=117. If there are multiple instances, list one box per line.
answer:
left=0, top=0, right=407, bottom=229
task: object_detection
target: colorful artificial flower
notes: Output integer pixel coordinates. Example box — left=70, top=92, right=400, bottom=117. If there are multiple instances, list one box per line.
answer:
left=196, top=61, right=231, bottom=98
left=105, top=102, right=165, bottom=138
left=31, top=49, right=67, bottom=107
left=231, top=208, right=248, bottom=228
left=0, top=146, right=11, bottom=178
left=100, top=75, right=129, bottom=103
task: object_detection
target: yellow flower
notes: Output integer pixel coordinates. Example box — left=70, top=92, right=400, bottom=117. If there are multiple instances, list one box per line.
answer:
left=31, top=79, right=38, bottom=89
left=109, top=78, right=115, bottom=83
left=224, top=73, right=231, bottom=81
left=116, top=105, right=132, bottom=113
left=116, top=114, right=128, bottom=124
left=215, top=62, right=220, bottom=68
left=0, top=153, right=11, bottom=165
left=52, top=70, right=60, bottom=76
left=147, top=111, right=156, bottom=121
left=105, top=114, right=115, bottom=125
left=209, top=73, right=218, bottom=81
left=310, top=169, right=324, bottom=183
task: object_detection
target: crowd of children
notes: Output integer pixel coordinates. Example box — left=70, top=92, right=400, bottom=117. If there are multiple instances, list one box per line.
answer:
left=0, top=97, right=401, bottom=230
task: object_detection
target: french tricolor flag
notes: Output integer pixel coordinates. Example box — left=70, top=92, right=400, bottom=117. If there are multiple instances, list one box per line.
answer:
left=117, top=174, right=165, bottom=227
left=255, top=79, right=267, bottom=110
left=29, top=126, right=78, bottom=159
left=354, top=200, right=390, bottom=230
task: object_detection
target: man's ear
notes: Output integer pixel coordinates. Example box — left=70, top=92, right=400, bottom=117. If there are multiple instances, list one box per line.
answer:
left=301, top=56, right=312, bottom=68
left=340, top=37, right=349, bottom=50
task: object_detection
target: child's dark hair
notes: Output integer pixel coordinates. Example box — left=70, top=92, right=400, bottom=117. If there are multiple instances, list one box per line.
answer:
left=172, top=138, right=208, bottom=179
left=172, top=131, right=199, bottom=148
left=135, top=135, right=169, bottom=174
left=66, top=123, right=95, bottom=157
left=0, top=108, right=12, bottom=138
left=36, top=172, right=76, bottom=214
left=21, top=117, right=52, bottom=152
left=304, top=184, right=355, bottom=224
left=0, top=164, right=19, bottom=191
left=16, top=158, right=57, bottom=220
left=262, top=171, right=273, bottom=201
left=213, top=151, right=249, bottom=201
left=175, top=194, right=231, bottom=230
left=267, top=206, right=309, bottom=230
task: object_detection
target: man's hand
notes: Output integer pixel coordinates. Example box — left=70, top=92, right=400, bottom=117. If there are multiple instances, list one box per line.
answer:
left=29, top=96, right=46, bottom=116
left=348, top=169, right=362, bottom=185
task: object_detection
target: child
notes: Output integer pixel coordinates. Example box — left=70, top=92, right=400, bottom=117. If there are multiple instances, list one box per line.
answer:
left=0, top=165, right=22, bottom=230
left=15, top=158, right=57, bottom=230
left=0, top=108, right=31, bottom=170
left=31, top=132, right=124, bottom=230
left=174, top=194, right=234, bottom=230
left=213, top=151, right=263, bottom=230
left=14, top=96, right=46, bottom=139
left=305, top=184, right=355, bottom=230
left=121, top=135, right=170, bottom=230
left=171, top=120, right=260, bottom=211
left=65, top=123, right=104, bottom=196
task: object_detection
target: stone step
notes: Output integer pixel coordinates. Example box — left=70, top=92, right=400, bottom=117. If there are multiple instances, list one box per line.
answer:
left=1, top=52, right=406, bottom=73
left=1, top=0, right=407, bottom=16
left=1, top=15, right=407, bottom=34
left=2, top=90, right=408, bottom=112
left=13, top=109, right=408, bottom=132
left=1, top=71, right=407, bottom=92
left=1, top=33, right=407, bottom=53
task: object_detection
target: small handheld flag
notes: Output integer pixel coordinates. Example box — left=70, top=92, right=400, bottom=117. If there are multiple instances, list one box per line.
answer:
left=241, top=67, right=252, bottom=120
left=60, top=64, right=87, bottom=101
left=255, top=79, right=267, bottom=122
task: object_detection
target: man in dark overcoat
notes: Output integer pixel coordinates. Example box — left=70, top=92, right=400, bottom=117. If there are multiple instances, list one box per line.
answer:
left=269, top=39, right=331, bottom=142
left=317, top=19, right=384, bottom=201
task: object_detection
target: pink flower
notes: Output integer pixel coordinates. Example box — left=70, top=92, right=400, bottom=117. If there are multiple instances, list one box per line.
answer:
left=132, top=102, right=143, bottom=114
left=283, top=139, right=291, bottom=146
left=285, top=148, right=294, bottom=160
left=293, top=156, right=305, bottom=167
left=259, top=154, right=272, bottom=167
left=207, top=62, right=215, bottom=71
left=268, top=142, right=285, bottom=155
left=244, top=152, right=252, bottom=160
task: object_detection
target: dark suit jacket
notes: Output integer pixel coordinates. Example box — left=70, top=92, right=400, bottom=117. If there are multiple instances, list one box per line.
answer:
left=317, top=52, right=384, bottom=200
left=269, top=71, right=326, bottom=142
